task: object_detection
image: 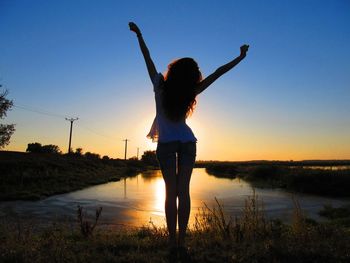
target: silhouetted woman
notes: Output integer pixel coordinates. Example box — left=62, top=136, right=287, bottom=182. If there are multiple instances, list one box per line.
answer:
left=129, top=22, right=248, bottom=252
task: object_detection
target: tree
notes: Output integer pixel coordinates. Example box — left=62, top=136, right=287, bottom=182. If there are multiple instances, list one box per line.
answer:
left=26, top=142, right=61, bottom=154
left=0, top=89, right=15, bottom=148
left=41, top=144, right=61, bottom=154
left=26, top=142, right=43, bottom=153
left=75, top=147, right=83, bottom=156
left=85, top=152, right=100, bottom=160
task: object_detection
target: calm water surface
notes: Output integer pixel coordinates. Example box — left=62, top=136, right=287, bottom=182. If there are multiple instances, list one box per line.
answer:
left=1, top=168, right=349, bottom=228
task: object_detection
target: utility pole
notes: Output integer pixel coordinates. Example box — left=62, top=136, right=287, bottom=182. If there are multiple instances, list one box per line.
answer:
left=123, top=139, right=129, bottom=160
left=137, top=147, right=139, bottom=160
left=66, top=117, right=78, bottom=154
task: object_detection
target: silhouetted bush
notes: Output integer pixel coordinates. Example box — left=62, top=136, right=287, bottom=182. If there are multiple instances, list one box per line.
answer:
left=102, top=155, right=110, bottom=160
left=141, top=150, right=158, bottom=166
left=41, top=144, right=61, bottom=154
left=26, top=142, right=61, bottom=154
left=75, top=147, right=83, bottom=156
left=26, top=142, right=42, bottom=153
left=84, top=152, right=100, bottom=160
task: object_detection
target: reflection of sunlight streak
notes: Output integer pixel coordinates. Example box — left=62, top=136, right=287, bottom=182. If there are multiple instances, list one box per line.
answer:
left=152, top=178, right=165, bottom=216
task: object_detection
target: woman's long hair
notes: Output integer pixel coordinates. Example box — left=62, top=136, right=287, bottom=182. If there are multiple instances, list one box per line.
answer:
left=162, top=57, right=202, bottom=121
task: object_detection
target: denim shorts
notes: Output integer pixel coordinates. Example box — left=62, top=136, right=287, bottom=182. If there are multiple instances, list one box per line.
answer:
left=156, top=141, right=196, bottom=170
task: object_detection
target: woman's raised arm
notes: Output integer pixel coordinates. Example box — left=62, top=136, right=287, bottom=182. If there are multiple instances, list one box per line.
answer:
left=129, top=22, right=158, bottom=82
left=196, top=45, right=249, bottom=94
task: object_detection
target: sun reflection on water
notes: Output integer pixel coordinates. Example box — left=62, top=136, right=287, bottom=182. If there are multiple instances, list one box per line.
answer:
left=152, top=177, right=165, bottom=217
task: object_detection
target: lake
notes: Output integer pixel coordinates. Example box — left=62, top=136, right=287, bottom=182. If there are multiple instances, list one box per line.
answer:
left=1, top=168, right=349, bottom=228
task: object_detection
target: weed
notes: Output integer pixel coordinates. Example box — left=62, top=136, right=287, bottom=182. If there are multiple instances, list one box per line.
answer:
left=77, top=206, right=102, bottom=238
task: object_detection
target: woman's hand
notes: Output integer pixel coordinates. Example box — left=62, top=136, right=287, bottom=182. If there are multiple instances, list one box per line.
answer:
left=129, top=22, right=141, bottom=36
left=240, top=44, right=249, bottom=58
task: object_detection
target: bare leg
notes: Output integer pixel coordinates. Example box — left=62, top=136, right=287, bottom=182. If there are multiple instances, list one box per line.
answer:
left=158, top=141, right=195, bottom=249
left=161, top=168, right=177, bottom=247
left=177, top=165, right=194, bottom=247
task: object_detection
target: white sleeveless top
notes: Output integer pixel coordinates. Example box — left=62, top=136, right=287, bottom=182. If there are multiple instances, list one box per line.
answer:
left=147, top=73, right=197, bottom=143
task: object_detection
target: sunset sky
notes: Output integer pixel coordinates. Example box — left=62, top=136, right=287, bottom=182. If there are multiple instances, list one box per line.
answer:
left=1, top=0, right=349, bottom=161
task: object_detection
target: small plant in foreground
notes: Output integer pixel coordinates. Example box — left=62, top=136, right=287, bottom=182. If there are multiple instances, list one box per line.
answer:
left=77, top=205, right=102, bottom=238
left=193, top=191, right=271, bottom=244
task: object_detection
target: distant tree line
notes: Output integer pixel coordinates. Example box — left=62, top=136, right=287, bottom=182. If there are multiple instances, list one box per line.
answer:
left=25, top=141, right=159, bottom=166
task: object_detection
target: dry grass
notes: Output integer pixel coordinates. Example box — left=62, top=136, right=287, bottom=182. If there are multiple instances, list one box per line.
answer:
left=1, top=193, right=350, bottom=262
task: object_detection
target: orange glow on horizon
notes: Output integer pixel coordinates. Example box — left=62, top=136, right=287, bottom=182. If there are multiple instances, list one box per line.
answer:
left=5, top=111, right=350, bottom=161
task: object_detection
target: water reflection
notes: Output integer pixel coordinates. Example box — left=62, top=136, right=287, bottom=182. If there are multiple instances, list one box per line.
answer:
left=0, top=169, right=349, bottom=228
left=299, top=166, right=350, bottom=170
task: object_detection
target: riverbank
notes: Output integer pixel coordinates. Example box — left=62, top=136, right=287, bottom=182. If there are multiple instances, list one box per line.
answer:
left=203, top=161, right=350, bottom=197
left=2, top=153, right=350, bottom=201
left=0, top=151, right=149, bottom=201
left=1, top=194, right=349, bottom=263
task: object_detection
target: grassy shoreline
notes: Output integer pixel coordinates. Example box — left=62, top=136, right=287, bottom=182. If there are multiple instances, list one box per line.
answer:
left=1, top=194, right=350, bottom=263
left=202, top=161, right=350, bottom=197
left=0, top=151, right=149, bottom=201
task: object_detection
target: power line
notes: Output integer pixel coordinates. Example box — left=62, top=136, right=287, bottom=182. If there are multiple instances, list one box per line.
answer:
left=13, top=103, right=118, bottom=141
left=76, top=121, right=118, bottom=141
left=12, top=103, right=134, bottom=156
left=13, top=104, right=72, bottom=119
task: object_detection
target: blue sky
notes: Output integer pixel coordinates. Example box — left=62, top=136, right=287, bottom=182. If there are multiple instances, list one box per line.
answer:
left=1, top=0, right=349, bottom=160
